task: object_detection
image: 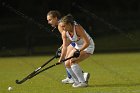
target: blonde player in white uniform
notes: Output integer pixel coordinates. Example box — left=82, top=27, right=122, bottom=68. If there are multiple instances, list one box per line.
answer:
left=58, top=14, right=95, bottom=88
left=47, top=10, right=90, bottom=84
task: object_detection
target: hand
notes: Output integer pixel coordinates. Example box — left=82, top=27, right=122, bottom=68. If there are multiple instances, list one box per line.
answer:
left=58, top=59, right=64, bottom=63
left=73, top=50, right=80, bottom=58
left=58, top=59, right=61, bottom=63
left=56, top=48, right=61, bottom=58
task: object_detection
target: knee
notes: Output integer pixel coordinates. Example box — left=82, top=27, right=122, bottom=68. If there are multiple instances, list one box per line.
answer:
left=70, top=59, right=77, bottom=65
left=65, top=61, right=71, bottom=68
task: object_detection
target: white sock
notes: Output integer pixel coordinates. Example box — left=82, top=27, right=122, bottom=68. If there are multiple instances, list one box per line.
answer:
left=71, top=64, right=85, bottom=83
left=66, top=68, right=79, bottom=83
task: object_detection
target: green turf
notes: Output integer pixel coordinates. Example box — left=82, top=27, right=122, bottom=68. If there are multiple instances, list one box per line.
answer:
left=0, top=52, right=140, bottom=93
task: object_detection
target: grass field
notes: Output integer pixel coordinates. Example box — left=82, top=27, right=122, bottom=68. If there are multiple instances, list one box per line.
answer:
left=0, top=52, right=140, bottom=93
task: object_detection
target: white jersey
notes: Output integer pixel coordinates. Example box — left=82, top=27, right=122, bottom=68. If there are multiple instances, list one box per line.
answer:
left=66, top=24, right=95, bottom=54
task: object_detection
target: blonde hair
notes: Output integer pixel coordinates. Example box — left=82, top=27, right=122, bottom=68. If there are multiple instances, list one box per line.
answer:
left=60, top=14, right=74, bottom=25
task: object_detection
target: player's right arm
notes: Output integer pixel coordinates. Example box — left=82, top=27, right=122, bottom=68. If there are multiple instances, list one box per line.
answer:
left=58, top=24, right=63, bottom=34
left=58, top=31, right=68, bottom=62
left=58, top=25, right=71, bottom=62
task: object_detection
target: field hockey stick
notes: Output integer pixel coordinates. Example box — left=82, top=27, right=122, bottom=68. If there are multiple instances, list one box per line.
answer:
left=28, top=51, right=79, bottom=79
left=15, top=55, right=56, bottom=84
left=15, top=55, right=74, bottom=84
left=27, top=55, right=74, bottom=79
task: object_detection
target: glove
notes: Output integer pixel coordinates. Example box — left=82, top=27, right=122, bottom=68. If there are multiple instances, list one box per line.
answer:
left=55, top=48, right=61, bottom=58
left=73, top=50, right=80, bottom=58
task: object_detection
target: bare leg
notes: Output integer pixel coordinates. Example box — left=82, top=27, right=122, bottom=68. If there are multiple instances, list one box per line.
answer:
left=65, top=45, right=74, bottom=78
left=62, top=45, right=75, bottom=84
left=65, top=49, right=91, bottom=87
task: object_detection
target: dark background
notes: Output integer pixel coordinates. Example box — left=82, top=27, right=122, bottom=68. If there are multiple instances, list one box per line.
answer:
left=0, top=0, right=140, bottom=56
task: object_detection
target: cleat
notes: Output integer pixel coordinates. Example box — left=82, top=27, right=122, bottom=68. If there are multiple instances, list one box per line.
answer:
left=62, top=77, right=74, bottom=84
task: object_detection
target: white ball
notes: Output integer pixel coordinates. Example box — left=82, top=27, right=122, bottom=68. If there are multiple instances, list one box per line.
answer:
left=8, top=87, right=13, bottom=91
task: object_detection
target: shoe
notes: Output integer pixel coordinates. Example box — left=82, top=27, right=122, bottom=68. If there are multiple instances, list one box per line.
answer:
left=62, top=77, right=74, bottom=84
left=72, top=82, right=80, bottom=87
left=83, top=72, right=90, bottom=83
left=72, top=82, right=88, bottom=88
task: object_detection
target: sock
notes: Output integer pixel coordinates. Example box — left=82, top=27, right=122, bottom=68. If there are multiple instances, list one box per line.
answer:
left=64, top=63, right=72, bottom=78
left=66, top=69, right=72, bottom=79
left=71, top=64, right=85, bottom=83
left=66, top=68, right=79, bottom=83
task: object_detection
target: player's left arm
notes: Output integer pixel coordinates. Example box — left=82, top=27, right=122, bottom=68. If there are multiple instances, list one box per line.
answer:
left=76, top=25, right=90, bottom=51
